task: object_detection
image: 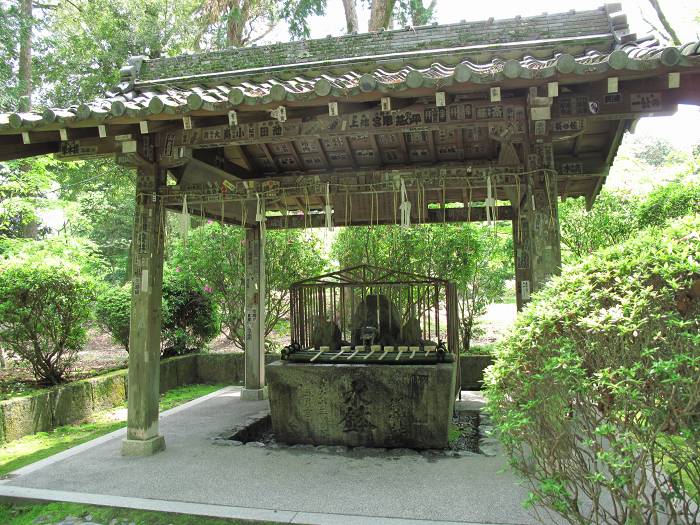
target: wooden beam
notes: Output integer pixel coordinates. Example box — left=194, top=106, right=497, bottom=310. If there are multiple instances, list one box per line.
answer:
left=427, top=130, right=437, bottom=163
left=264, top=205, right=514, bottom=229
left=369, top=134, right=383, bottom=167
left=0, top=141, right=60, bottom=161
left=191, top=148, right=254, bottom=180
left=287, top=140, right=306, bottom=171
left=316, top=138, right=331, bottom=168
left=259, top=143, right=280, bottom=174
left=343, top=136, right=358, bottom=169
left=397, top=132, right=409, bottom=163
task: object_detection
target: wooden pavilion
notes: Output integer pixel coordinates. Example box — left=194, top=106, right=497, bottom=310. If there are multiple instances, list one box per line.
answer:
left=1, top=4, right=699, bottom=455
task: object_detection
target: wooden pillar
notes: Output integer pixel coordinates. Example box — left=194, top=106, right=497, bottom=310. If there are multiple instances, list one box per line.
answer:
left=513, top=172, right=562, bottom=311
left=511, top=85, right=562, bottom=310
left=242, top=224, right=268, bottom=400
left=122, top=163, right=166, bottom=456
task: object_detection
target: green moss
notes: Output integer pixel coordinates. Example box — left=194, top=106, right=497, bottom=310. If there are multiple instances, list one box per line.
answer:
left=0, top=502, right=282, bottom=525
left=448, top=423, right=461, bottom=445
left=0, top=384, right=224, bottom=477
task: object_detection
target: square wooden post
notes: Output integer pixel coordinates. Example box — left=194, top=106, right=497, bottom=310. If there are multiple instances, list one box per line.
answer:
left=512, top=172, right=562, bottom=311
left=242, top=224, right=268, bottom=400
left=121, top=164, right=166, bottom=456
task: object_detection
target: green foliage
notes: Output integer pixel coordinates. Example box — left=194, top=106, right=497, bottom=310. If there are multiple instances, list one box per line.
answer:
left=560, top=180, right=700, bottom=264
left=331, top=223, right=511, bottom=352
left=0, top=236, right=108, bottom=280
left=637, top=180, right=700, bottom=229
left=194, top=0, right=326, bottom=49
left=0, top=261, right=95, bottom=385
left=169, top=223, right=325, bottom=348
left=395, top=0, right=437, bottom=26
left=161, top=268, right=221, bottom=356
left=95, top=284, right=132, bottom=351
left=0, top=502, right=275, bottom=525
left=558, top=191, right=640, bottom=263
left=54, top=160, right=137, bottom=283
left=0, top=159, right=54, bottom=239
left=36, top=0, right=202, bottom=107
left=96, top=271, right=221, bottom=356
left=486, top=216, right=700, bottom=523
left=630, top=135, right=675, bottom=167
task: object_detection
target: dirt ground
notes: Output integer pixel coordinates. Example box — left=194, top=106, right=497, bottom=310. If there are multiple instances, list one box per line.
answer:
left=0, top=303, right=517, bottom=398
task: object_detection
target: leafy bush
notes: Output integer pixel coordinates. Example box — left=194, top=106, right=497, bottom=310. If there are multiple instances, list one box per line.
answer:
left=0, top=261, right=95, bottom=385
left=96, top=271, right=220, bottom=357
left=160, top=269, right=220, bottom=357
left=486, top=216, right=700, bottom=523
left=95, top=284, right=131, bottom=351
left=637, top=180, right=700, bottom=230
left=558, top=191, right=640, bottom=262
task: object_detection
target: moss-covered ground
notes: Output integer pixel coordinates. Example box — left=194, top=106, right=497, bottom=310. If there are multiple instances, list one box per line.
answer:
left=0, top=383, right=224, bottom=477
left=0, top=501, right=281, bottom=525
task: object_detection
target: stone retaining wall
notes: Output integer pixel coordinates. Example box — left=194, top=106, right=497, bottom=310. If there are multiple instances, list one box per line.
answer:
left=0, top=352, right=487, bottom=444
left=0, top=353, right=253, bottom=445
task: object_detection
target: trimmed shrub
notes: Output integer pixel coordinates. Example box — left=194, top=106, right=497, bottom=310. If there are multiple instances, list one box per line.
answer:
left=0, top=261, right=95, bottom=385
left=486, top=216, right=700, bottom=524
left=636, top=180, right=700, bottom=230
left=161, top=269, right=220, bottom=357
left=95, top=284, right=131, bottom=351
left=97, top=270, right=220, bottom=357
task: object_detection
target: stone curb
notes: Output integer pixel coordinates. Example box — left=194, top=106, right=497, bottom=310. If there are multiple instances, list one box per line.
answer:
left=0, top=485, right=526, bottom=525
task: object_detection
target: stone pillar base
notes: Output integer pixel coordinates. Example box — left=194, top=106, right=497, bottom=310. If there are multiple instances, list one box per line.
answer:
left=241, top=387, right=268, bottom=401
left=121, top=435, right=166, bottom=457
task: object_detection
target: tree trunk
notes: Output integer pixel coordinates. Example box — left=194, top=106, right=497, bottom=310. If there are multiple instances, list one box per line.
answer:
left=410, top=0, right=436, bottom=26
left=226, top=0, right=246, bottom=47
left=648, top=0, right=681, bottom=45
left=342, top=0, right=359, bottom=33
left=18, top=0, right=33, bottom=107
left=368, top=0, right=396, bottom=32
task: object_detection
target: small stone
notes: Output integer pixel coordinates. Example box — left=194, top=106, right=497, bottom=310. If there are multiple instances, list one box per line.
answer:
left=229, top=440, right=243, bottom=446
left=333, top=445, right=348, bottom=454
left=212, top=439, right=236, bottom=446
left=456, top=450, right=479, bottom=457
left=480, top=439, right=502, bottom=457
left=244, top=441, right=265, bottom=447
left=314, top=445, right=332, bottom=453
left=84, top=516, right=93, bottom=522
left=480, top=425, right=494, bottom=436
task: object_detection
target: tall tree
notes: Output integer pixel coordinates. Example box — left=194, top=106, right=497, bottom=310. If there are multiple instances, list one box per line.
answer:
left=647, top=0, right=681, bottom=45
left=397, top=0, right=436, bottom=26
left=368, top=0, right=396, bottom=31
left=17, top=0, right=32, bottom=108
left=342, top=0, right=359, bottom=33
left=195, top=0, right=326, bottom=49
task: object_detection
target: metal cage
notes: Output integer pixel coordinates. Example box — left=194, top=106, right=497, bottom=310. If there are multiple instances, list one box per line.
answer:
left=288, top=265, right=459, bottom=363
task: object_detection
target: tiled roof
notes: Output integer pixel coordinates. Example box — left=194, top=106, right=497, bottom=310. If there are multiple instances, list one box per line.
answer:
left=1, top=5, right=699, bottom=134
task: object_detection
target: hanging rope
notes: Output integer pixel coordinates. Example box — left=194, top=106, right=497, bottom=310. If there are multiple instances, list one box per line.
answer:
left=485, top=174, right=496, bottom=227
left=399, top=178, right=411, bottom=228
left=255, top=192, right=266, bottom=228
left=325, top=182, right=333, bottom=232
left=180, top=194, right=190, bottom=242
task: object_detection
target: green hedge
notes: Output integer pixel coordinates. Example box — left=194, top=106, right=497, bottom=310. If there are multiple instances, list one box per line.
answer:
left=486, top=216, right=700, bottom=523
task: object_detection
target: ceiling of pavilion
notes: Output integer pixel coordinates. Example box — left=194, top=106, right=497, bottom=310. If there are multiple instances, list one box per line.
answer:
left=1, top=4, right=699, bottom=227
